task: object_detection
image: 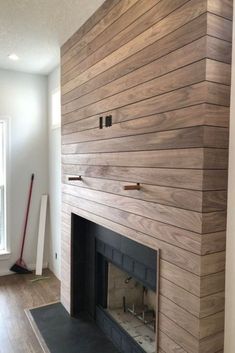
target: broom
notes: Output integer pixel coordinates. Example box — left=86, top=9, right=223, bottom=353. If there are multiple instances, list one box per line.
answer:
left=10, top=174, right=34, bottom=274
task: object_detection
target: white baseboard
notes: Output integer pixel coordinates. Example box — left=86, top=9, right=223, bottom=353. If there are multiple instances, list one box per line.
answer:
left=0, top=262, right=49, bottom=277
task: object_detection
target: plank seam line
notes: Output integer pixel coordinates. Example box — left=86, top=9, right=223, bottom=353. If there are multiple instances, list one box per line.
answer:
left=61, top=126, right=229, bottom=147
left=61, top=198, right=204, bottom=256
left=207, top=10, right=233, bottom=23
left=62, top=0, right=163, bottom=74
left=62, top=58, right=230, bottom=113
left=61, top=102, right=229, bottom=133
left=62, top=0, right=192, bottom=80
left=62, top=191, right=222, bottom=241
left=61, top=10, right=208, bottom=97
left=62, top=81, right=230, bottom=123
left=62, top=167, right=227, bottom=193
left=63, top=177, right=227, bottom=194
left=62, top=30, right=207, bottom=102
left=158, top=328, right=187, bottom=353
left=62, top=180, right=227, bottom=214
left=61, top=0, right=122, bottom=57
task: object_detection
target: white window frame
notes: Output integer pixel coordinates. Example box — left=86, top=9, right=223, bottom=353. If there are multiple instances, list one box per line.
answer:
left=51, top=88, right=61, bottom=129
left=0, top=117, right=10, bottom=256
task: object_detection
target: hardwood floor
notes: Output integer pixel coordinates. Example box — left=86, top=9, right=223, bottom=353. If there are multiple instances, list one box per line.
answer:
left=0, top=269, right=60, bottom=353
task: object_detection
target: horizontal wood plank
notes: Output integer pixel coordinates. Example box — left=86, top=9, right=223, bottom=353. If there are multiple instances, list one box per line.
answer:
left=62, top=148, right=228, bottom=170
left=160, top=277, right=200, bottom=317
left=159, top=312, right=198, bottom=353
left=62, top=59, right=206, bottom=116
left=62, top=195, right=203, bottom=256
left=63, top=175, right=205, bottom=211
left=62, top=104, right=229, bottom=137
left=62, top=14, right=209, bottom=105
left=208, top=0, right=233, bottom=20
left=159, top=295, right=199, bottom=338
left=200, top=291, right=224, bottom=318
left=62, top=0, right=140, bottom=68
left=207, top=12, right=232, bottom=42
left=207, top=35, right=232, bottom=63
left=62, top=0, right=178, bottom=79
left=199, top=330, right=224, bottom=353
left=62, top=0, right=207, bottom=94
left=62, top=126, right=228, bottom=154
left=62, top=174, right=226, bottom=212
left=62, top=38, right=208, bottom=111
left=62, top=184, right=204, bottom=233
left=201, top=271, right=225, bottom=296
left=62, top=164, right=227, bottom=190
left=159, top=330, right=188, bottom=353
left=61, top=0, right=121, bottom=55
left=62, top=82, right=230, bottom=125
left=62, top=59, right=230, bottom=114
left=201, top=232, right=226, bottom=255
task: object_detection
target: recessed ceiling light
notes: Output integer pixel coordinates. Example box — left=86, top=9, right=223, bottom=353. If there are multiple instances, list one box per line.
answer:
left=8, top=54, right=19, bottom=61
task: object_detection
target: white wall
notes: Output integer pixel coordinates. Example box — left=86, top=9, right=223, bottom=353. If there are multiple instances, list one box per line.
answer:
left=47, top=67, right=61, bottom=279
left=0, top=68, right=48, bottom=275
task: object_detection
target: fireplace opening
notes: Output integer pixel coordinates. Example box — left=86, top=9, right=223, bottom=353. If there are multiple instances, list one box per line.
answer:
left=71, top=213, right=159, bottom=353
left=105, top=263, right=156, bottom=353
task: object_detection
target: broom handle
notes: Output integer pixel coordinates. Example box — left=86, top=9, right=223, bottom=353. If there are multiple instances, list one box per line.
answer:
left=20, top=174, right=34, bottom=260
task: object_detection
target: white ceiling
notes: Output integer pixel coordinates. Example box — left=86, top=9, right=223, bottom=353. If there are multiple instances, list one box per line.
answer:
left=0, top=0, right=104, bottom=75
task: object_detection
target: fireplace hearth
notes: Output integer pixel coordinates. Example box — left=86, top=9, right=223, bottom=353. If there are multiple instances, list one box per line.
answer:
left=71, top=214, right=159, bottom=353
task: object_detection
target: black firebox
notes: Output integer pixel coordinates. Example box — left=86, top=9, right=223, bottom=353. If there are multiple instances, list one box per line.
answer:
left=71, top=213, right=159, bottom=353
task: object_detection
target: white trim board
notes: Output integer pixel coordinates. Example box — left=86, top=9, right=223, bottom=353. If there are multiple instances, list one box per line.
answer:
left=36, top=194, right=48, bottom=276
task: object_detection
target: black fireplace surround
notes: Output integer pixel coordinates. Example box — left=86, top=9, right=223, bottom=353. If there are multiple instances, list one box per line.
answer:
left=71, top=213, right=158, bottom=353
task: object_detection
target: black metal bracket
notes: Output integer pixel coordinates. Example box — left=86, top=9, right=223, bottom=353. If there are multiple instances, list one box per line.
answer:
left=99, top=116, right=103, bottom=129
left=105, top=115, right=112, bottom=127
left=68, top=176, right=82, bottom=181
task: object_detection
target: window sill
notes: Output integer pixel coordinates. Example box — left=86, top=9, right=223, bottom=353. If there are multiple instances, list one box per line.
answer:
left=0, top=251, right=11, bottom=260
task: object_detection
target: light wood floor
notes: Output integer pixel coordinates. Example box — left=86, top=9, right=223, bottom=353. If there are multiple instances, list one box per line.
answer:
left=0, top=269, right=60, bottom=353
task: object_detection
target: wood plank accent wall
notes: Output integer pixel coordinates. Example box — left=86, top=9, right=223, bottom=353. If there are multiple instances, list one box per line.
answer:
left=60, top=1, right=233, bottom=352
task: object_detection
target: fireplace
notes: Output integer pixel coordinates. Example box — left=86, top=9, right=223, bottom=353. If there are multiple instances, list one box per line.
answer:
left=71, top=213, right=159, bottom=353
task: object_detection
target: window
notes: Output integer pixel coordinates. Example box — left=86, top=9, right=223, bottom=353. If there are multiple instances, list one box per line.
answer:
left=0, top=121, right=6, bottom=251
left=51, top=88, right=61, bottom=129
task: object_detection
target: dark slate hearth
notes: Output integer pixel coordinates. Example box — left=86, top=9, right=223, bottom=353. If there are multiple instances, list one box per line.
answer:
left=29, top=302, right=119, bottom=353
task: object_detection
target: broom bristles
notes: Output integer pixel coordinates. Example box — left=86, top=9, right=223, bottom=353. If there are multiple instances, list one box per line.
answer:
left=10, top=259, right=32, bottom=274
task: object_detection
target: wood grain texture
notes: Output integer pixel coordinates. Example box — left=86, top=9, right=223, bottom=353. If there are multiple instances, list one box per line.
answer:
left=62, top=59, right=230, bottom=116
left=62, top=0, right=208, bottom=94
left=62, top=0, right=194, bottom=83
left=62, top=184, right=228, bottom=234
left=61, top=1, right=232, bottom=352
left=62, top=0, right=162, bottom=77
left=159, top=331, right=188, bottom=353
left=62, top=104, right=229, bottom=137
left=62, top=41, right=208, bottom=113
left=207, top=12, right=233, bottom=42
left=208, top=0, right=233, bottom=20
left=62, top=14, right=208, bottom=105
left=61, top=126, right=229, bottom=154
left=62, top=164, right=227, bottom=190
left=61, top=0, right=121, bottom=56
left=0, top=270, right=60, bottom=353
left=62, top=174, right=226, bottom=212
left=62, top=81, right=230, bottom=125
left=61, top=149, right=227, bottom=170
left=62, top=58, right=231, bottom=114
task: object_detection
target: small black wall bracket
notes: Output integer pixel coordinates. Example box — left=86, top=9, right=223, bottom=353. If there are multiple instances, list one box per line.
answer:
left=68, top=176, right=82, bottom=181
left=99, top=116, right=103, bottom=129
left=105, top=115, right=112, bottom=127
